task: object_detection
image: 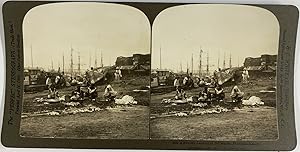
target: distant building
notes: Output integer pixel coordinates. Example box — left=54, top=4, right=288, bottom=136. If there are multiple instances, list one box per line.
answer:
left=151, top=69, right=175, bottom=86
left=115, top=56, right=133, bottom=67
left=244, top=54, right=277, bottom=67
left=24, top=67, right=47, bottom=92
left=133, top=54, right=151, bottom=66
left=243, top=54, right=277, bottom=77
left=115, top=54, right=150, bottom=76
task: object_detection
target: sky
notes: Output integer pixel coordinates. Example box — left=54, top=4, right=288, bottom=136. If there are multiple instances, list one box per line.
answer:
left=23, top=2, right=150, bottom=72
left=151, top=4, right=280, bottom=73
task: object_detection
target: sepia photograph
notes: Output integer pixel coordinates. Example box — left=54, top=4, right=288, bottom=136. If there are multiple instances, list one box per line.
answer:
left=18, top=2, right=281, bottom=141
left=1, top=0, right=299, bottom=150
left=150, top=4, right=279, bottom=141
left=20, top=2, right=151, bottom=139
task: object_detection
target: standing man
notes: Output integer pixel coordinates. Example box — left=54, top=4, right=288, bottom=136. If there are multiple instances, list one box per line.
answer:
left=173, top=77, right=180, bottom=90
left=242, top=68, right=250, bottom=83
left=46, top=75, right=52, bottom=91
left=118, top=69, right=122, bottom=79
left=55, top=75, right=60, bottom=89
left=114, top=69, right=120, bottom=81
left=183, top=76, right=188, bottom=87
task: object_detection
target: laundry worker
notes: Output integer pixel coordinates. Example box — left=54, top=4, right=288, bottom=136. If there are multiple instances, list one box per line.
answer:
left=188, top=74, right=194, bottom=88
left=46, top=76, right=58, bottom=98
left=173, top=77, right=180, bottom=90
left=183, top=76, right=189, bottom=86
left=103, top=84, right=117, bottom=102
left=55, top=75, right=61, bottom=88
left=215, top=85, right=225, bottom=102
left=47, top=87, right=59, bottom=99
left=206, top=87, right=213, bottom=101
left=71, top=86, right=84, bottom=101
left=46, top=76, right=52, bottom=91
left=198, top=78, right=205, bottom=87
left=87, top=83, right=97, bottom=101
left=175, top=88, right=187, bottom=100
left=230, top=85, right=244, bottom=107
left=198, top=89, right=208, bottom=102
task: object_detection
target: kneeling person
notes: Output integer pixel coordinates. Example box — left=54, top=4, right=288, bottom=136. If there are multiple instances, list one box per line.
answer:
left=88, top=83, right=98, bottom=101
left=175, top=88, right=187, bottom=100
left=104, top=84, right=117, bottom=102
left=215, top=85, right=225, bottom=102
left=71, top=86, right=84, bottom=101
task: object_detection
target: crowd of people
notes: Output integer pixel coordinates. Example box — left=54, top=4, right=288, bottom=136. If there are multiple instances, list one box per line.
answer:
left=45, top=67, right=120, bottom=104
left=69, top=82, right=118, bottom=103
left=114, top=68, right=122, bottom=81
left=172, top=70, right=245, bottom=106
left=173, top=73, right=195, bottom=90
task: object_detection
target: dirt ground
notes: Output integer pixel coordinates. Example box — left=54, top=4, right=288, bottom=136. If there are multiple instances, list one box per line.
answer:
left=20, top=76, right=150, bottom=139
left=20, top=106, right=149, bottom=139
left=150, top=78, right=278, bottom=140
left=150, top=107, right=278, bottom=140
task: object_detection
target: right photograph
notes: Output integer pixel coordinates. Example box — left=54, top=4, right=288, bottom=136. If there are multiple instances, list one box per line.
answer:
left=150, top=4, right=279, bottom=141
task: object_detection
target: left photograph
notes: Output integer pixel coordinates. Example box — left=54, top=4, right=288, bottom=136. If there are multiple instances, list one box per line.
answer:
left=21, top=2, right=151, bottom=139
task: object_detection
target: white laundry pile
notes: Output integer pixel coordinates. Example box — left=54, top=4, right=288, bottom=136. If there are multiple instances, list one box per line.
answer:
left=190, top=106, right=231, bottom=115
left=47, top=111, right=60, bottom=116
left=260, top=86, right=276, bottom=93
left=186, top=97, right=194, bottom=102
left=161, top=99, right=188, bottom=104
left=62, top=105, right=103, bottom=115
left=62, top=102, right=80, bottom=106
left=174, top=112, right=188, bottom=117
left=21, top=105, right=103, bottom=118
left=33, top=97, right=60, bottom=103
left=242, top=96, right=264, bottom=106
left=33, top=96, right=65, bottom=104
left=190, top=102, right=208, bottom=108
left=132, top=89, right=149, bottom=92
left=259, top=90, right=275, bottom=93
left=172, top=106, right=230, bottom=117
left=115, top=95, right=138, bottom=105
left=33, top=97, right=44, bottom=103
left=161, top=99, right=171, bottom=104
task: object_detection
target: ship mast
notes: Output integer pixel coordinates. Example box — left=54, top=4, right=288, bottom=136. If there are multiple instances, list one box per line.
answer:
left=159, top=46, right=162, bottom=69
left=94, top=50, right=97, bottom=68
left=217, top=50, right=220, bottom=69
left=199, top=48, right=203, bottom=77
left=180, top=61, right=183, bottom=73
left=89, top=51, right=91, bottom=68
left=30, top=45, right=33, bottom=68
left=62, top=53, right=65, bottom=73
left=70, top=47, right=74, bottom=76
left=229, top=52, right=232, bottom=68
left=100, top=51, right=103, bottom=67
left=223, top=52, right=226, bottom=69
left=78, top=52, right=80, bottom=74
left=191, top=53, right=193, bottom=74
left=206, top=51, right=209, bottom=75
